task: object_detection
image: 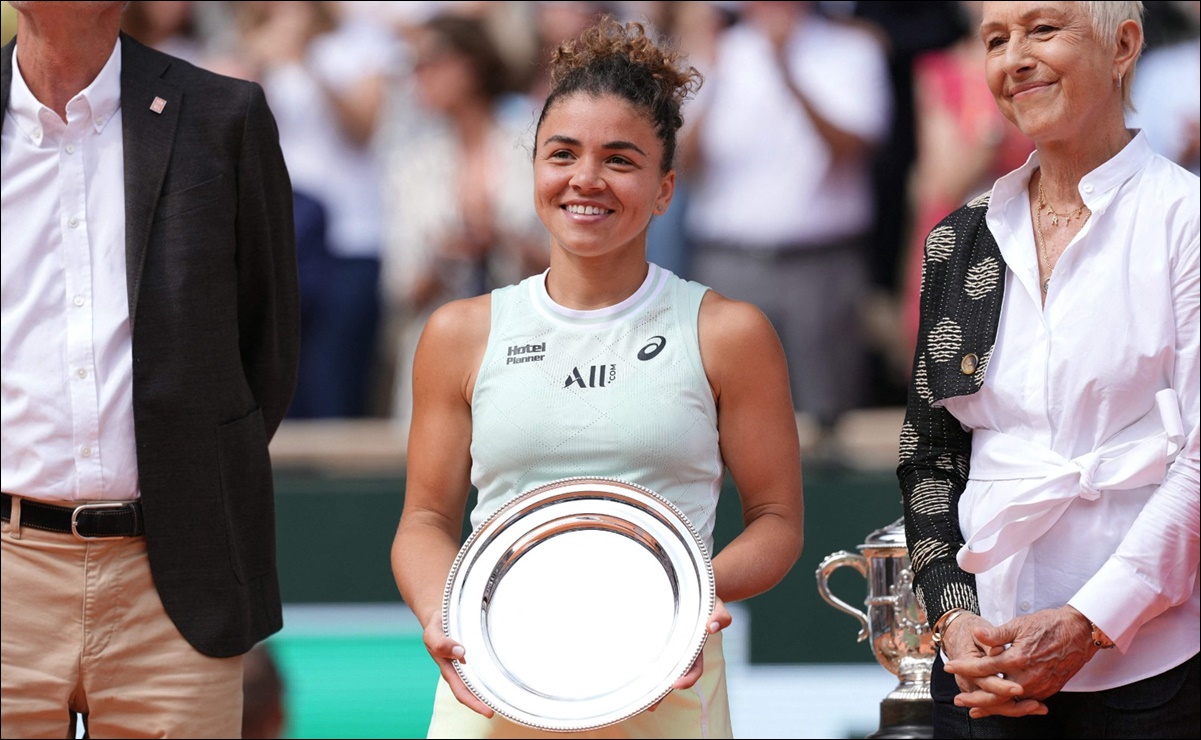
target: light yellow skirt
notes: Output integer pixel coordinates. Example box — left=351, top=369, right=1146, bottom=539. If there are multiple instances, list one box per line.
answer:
left=426, top=631, right=733, bottom=739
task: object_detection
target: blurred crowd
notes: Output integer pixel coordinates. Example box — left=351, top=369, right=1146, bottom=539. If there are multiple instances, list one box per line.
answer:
left=4, top=0, right=1196, bottom=445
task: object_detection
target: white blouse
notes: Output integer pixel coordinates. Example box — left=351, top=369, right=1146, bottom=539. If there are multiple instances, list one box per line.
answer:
left=942, top=132, right=1200, bottom=691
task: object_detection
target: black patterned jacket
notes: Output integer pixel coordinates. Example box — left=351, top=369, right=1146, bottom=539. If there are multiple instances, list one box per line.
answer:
left=897, top=193, right=1007, bottom=629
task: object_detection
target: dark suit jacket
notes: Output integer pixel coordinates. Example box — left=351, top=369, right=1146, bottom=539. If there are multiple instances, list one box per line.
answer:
left=1, top=34, right=301, bottom=658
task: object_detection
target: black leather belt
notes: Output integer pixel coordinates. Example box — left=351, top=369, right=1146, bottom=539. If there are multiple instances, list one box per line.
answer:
left=1, top=492, right=144, bottom=539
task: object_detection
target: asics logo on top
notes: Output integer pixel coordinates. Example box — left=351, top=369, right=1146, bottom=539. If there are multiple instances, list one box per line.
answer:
left=507, top=342, right=546, bottom=365
left=564, top=364, right=616, bottom=389
left=637, top=336, right=667, bottom=361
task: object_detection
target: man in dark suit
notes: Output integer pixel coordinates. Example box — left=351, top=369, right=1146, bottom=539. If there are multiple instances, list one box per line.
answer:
left=1, top=3, right=300, bottom=737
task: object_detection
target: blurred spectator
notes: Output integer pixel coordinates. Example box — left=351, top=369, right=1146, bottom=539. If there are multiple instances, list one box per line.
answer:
left=1130, top=0, right=1200, bottom=175
left=232, top=1, right=402, bottom=419
left=832, top=1, right=966, bottom=408
left=614, top=0, right=731, bottom=76
left=681, top=0, right=892, bottom=441
left=654, top=0, right=732, bottom=88
left=1142, top=0, right=1201, bottom=48
left=378, top=12, right=546, bottom=433
left=120, top=1, right=209, bottom=67
left=832, top=1, right=966, bottom=294
left=896, top=0, right=1033, bottom=376
left=631, top=0, right=737, bottom=280
left=524, top=0, right=614, bottom=104
left=242, top=643, right=287, bottom=739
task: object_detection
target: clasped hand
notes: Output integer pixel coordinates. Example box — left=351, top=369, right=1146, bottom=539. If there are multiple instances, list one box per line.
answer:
left=941, top=606, right=1099, bottom=719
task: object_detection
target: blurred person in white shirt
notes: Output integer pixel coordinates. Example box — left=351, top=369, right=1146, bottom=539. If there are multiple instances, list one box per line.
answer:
left=681, top=0, right=892, bottom=442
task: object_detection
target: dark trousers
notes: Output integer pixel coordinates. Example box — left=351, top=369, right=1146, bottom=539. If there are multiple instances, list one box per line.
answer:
left=930, top=652, right=1201, bottom=739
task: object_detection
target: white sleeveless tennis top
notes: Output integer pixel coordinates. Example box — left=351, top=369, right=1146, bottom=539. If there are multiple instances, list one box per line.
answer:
left=469, top=263, right=723, bottom=552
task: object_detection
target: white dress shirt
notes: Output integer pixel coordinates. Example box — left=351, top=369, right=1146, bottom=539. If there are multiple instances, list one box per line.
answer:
left=1, top=39, right=139, bottom=502
left=942, top=132, right=1200, bottom=691
left=684, top=15, right=892, bottom=247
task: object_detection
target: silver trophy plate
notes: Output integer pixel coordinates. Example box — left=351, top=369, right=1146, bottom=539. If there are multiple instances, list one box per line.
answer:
left=442, top=477, right=715, bottom=732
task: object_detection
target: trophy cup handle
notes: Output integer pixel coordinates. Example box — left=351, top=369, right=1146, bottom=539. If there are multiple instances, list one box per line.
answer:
left=815, top=550, right=871, bottom=642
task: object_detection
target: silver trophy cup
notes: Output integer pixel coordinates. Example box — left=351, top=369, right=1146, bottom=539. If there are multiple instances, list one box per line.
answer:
left=815, top=517, right=935, bottom=706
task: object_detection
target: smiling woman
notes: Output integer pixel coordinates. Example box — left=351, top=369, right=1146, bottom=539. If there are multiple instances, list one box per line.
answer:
left=390, top=15, right=805, bottom=740
left=899, top=2, right=1200, bottom=738
left=533, top=94, right=673, bottom=269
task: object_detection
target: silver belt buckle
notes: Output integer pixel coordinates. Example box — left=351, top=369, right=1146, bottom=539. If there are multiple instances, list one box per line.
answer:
left=70, top=501, right=131, bottom=540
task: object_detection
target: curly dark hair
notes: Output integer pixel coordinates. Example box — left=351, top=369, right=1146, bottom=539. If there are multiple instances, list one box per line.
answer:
left=535, top=16, right=703, bottom=173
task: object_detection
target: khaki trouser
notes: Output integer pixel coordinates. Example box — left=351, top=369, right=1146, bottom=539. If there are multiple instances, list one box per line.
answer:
left=1, top=497, right=243, bottom=739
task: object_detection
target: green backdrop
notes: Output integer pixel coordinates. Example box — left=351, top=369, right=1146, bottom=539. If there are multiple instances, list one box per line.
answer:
left=273, top=460, right=904, bottom=665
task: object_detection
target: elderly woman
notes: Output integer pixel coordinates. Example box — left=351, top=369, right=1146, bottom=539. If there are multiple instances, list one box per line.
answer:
left=899, top=2, right=1199, bottom=738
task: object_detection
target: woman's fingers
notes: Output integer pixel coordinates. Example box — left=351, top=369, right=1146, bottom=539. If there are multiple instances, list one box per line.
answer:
left=435, top=657, right=495, bottom=718
left=709, top=597, right=732, bottom=633
left=424, top=623, right=494, bottom=717
left=967, top=696, right=1049, bottom=719
left=672, top=650, right=706, bottom=691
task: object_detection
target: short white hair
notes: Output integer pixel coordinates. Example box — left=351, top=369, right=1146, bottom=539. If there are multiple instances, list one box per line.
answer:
left=1079, top=1, right=1145, bottom=110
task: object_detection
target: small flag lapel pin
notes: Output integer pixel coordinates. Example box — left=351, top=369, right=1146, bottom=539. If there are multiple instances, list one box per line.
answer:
left=150, top=97, right=167, bottom=114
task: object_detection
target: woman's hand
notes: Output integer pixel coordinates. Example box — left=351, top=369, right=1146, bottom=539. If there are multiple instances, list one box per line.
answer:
left=422, top=618, right=495, bottom=718
left=649, top=597, right=733, bottom=711
left=939, top=611, right=1045, bottom=718
left=945, top=605, right=1095, bottom=718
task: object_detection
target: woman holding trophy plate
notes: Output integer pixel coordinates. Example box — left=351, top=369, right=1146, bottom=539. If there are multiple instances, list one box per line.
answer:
left=391, top=15, right=805, bottom=739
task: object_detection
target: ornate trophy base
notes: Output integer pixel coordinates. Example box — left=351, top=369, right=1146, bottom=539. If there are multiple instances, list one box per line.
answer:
left=866, top=696, right=932, bottom=738
left=865, top=676, right=933, bottom=739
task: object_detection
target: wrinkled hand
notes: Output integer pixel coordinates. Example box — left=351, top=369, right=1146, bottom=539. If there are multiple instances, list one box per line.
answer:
left=945, top=606, right=1096, bottom=718
left=648, top=598, right=733, bottom=711
left=939, top=611, right=1043, bottom=718
left=422, top=619, right=494, bottom=718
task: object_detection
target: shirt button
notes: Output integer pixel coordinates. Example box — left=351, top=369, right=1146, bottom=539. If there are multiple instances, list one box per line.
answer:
left=1019, top=600, right=1032, bottom=612
left=32, top=129, right=43, bottom=143
left=1082, top=184, right=1094, bottom=193
left=73, top=295, right=85, bottom=307
left=76, top=368, right=88, bottom=379
left=68, top=217, right=79, bottom=228
left=81, top=446, right=92, bottom=458
left=65, top=143, right=75, bottom=154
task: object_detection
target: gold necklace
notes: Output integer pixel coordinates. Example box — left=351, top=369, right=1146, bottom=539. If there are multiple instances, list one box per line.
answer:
left=1034, top=203, right=1054, bottom=294
left=1034, top=178, right=1091, bottom=294
left=1037, top=179, right=1087, bottom=226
